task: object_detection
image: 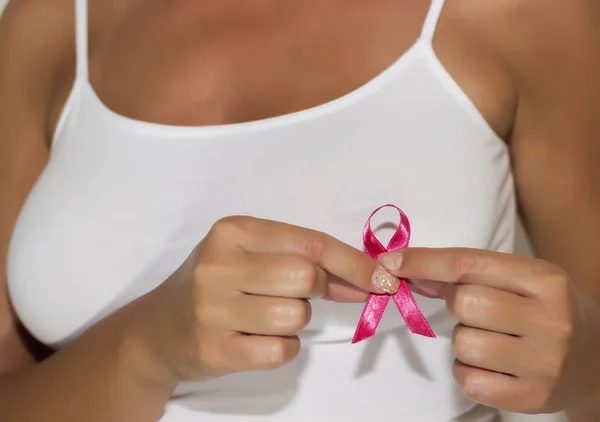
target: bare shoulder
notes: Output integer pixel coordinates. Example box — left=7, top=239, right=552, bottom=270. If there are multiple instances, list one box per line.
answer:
left=466, top=0, right=599, bottom=88
left=446, top=0, right=600, bottom=140
left=0, top=0, right=76, bottom=134
left=490, top=0, right=600, bottom=137
left=0, top=0, right=75, bottom=74
left=0, top=0, right=123, bottom=140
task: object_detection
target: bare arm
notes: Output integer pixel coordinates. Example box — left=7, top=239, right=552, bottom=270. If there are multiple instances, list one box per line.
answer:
left=506, top=2, right=600, bottom=419
left=0, top=1, right=49, bottom=374
left=0, top=2, right=173, bottom=420
left=511, top=5, right=600, bottom=302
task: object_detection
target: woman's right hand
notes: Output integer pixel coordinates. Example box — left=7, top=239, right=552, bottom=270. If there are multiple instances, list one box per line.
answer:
left=132, top=216, right=400, bottom=387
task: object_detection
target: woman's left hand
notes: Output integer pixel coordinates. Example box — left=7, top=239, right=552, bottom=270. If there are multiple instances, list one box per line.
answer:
left=379, top=248, right=600, bottom=414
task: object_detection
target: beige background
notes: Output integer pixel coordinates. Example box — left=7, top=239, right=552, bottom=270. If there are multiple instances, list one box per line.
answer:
left=0, top=1, right=567, bottom=421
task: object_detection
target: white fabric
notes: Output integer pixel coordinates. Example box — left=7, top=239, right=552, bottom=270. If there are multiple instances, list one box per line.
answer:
left=7, top=0, right=516, bottom=420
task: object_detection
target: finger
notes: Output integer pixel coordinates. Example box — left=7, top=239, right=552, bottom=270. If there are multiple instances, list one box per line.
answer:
left=228, top=295, right=311, bottom=336
left=379, top=248, right=548, bottom=297
left=446, top=284, right=537, bottom=336
left=407, top=278, right=452, bottom=298
left=453, top=360, right=546, bottom=413
left=324, top=277, right=370, bottom=302
left=226, top=252, right=370, bottom=302
left=452, top=325, right=542, bottom=377
left=217, top=217, right=391, bottom=294
left=234, top=254, right=328, bottom=298
left=219, top=334, right=301, bottom=373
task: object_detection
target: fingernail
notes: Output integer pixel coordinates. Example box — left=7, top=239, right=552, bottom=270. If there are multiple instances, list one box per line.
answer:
left=379, top=252, right=403, bottom=271
left=371, top=267, right=400, bottom=294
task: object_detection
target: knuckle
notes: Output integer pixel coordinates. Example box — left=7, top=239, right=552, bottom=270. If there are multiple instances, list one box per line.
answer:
left=290, top=263, right=324, bottom=297
left=460, top=372, right=487, bottom=404
left=527, top=385, right=554, bottom=412
left=532, top=259, right=568, bottom=282
left=552, top=316, right=574, bottom=342
left=448, top=286, right=478, bottom=320
left=249, top=338, right=285, bottom=367
left=291, top=261, right=318, bottom=286
left=210, top=216, right=255, bottom=241
left=265, top=339, right=287, bottom=367
left=452, top=325, right=479, bottom=362
left=293, top=300, right=312, bottom=330
left=461, top=379, right=480, bottom=402
left=301, top=234, right=327, bottom=262
left=453, top=253, right=481, bottom=277
left=256, top=337, right=301, bottom=368
left=539, top=305, right=574, bottom=343
left=266, top=300, right=312, bottom=333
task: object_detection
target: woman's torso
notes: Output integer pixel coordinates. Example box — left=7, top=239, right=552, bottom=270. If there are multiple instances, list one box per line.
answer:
left=8, top=0, right=515, bottom=420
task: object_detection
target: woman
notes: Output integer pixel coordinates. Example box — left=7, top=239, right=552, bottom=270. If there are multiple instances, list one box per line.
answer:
left=1, top=0, right=599, bottom=421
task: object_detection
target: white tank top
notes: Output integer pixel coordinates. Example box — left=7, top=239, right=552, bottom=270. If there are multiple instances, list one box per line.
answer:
left=8, top=0, right=513, bottom=420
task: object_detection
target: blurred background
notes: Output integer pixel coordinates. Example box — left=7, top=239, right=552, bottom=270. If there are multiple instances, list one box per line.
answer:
left=0, top=1, right=568, bottom=421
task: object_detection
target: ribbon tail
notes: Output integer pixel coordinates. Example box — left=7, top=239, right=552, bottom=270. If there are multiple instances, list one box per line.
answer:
left=392, top=281, right=436, bottom=338
left=352, top=294, right=390, bottom=344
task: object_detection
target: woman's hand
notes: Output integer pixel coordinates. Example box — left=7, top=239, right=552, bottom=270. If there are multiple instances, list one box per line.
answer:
left=131, top=216, right=398, bottom=387
left=379, top=248, right=600, bottom=414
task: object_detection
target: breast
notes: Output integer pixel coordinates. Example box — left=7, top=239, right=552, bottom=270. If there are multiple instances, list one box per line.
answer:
left=7, top=54, right=514, bottom=348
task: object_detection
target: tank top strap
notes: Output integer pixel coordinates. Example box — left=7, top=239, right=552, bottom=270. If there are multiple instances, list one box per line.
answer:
left=74, top=0, right=89, bottom=80
left=420, top=0, right=447, bottom=42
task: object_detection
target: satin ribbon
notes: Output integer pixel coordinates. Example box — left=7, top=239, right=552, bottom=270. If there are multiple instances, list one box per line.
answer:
left=352, top=204, right=436, bottom=343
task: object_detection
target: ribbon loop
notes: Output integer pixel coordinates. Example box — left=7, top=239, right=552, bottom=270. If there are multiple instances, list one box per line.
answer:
left=352, top=204, right=436, bottom=344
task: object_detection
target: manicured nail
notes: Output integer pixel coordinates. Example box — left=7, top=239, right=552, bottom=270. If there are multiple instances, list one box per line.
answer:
left=371, top=267, right=400, bottom=294
left=379, top=252, right=403, bottom=271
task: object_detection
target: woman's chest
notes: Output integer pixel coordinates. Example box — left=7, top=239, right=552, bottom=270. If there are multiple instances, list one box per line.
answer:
left=42, top=0, right=515, bottom=137
left=86, top=0, right=426, bottom=125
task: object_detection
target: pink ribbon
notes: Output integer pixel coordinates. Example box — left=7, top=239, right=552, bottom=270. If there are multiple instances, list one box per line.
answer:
left=352, top=204, right=436, bottom=344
